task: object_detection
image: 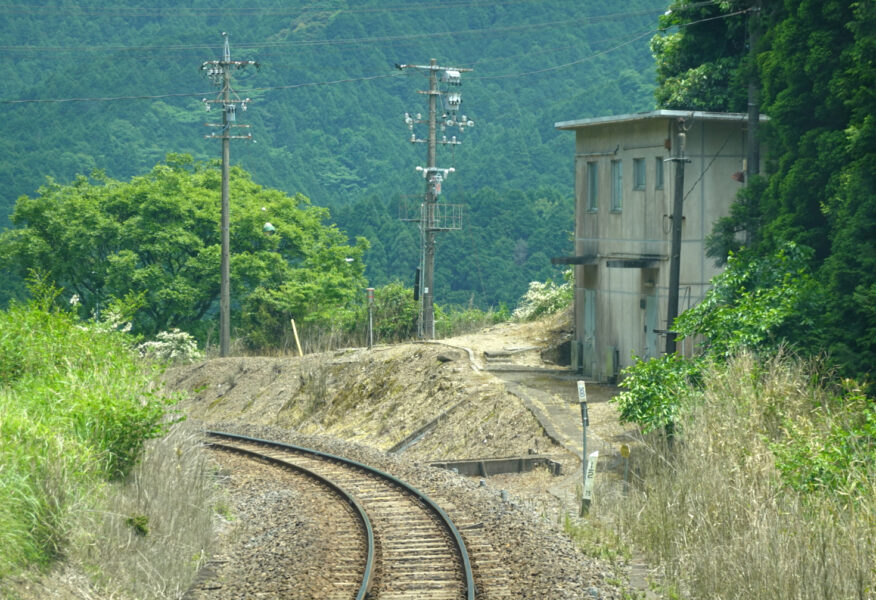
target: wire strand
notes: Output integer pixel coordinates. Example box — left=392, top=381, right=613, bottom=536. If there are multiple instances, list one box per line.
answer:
left=0, top=7, right=751, bottom=105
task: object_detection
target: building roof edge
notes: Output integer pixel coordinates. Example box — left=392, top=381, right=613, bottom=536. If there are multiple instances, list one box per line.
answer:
left=554, top=109, right=769, bottom=131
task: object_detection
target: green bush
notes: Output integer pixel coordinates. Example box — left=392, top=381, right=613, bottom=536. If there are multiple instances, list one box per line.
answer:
left=769, top=379, right=875, bottom=499
left=675, top=242, right=819, bottom=357
left=0, top=293, right=173, bottom=576
left=368, top=281, right=419, bottom=342
left=614, top=243, right=819, bottom=435
left=613, top=353, right=703, bottom=434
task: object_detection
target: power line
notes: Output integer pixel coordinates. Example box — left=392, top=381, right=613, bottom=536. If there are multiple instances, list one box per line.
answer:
left=470, top=6, right=754, bottom=79
left=0, top=72, right=405, bottom=104
left=0, top=8, right=751, bottom=105
left=471, top=28, right=655, bottom=80
left=0, top=8, right=664, bottom=54
left=0, top=0, right=549, bottom=17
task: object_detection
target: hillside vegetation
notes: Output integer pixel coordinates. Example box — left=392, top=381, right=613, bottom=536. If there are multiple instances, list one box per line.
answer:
left=0, top=0, right=664, bottom=308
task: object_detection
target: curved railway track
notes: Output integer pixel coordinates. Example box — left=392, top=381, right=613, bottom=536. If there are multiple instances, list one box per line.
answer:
left=205, top=430, right=477, bottom=600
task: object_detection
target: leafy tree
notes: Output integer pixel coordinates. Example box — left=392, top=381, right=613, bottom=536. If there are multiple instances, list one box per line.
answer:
left=365, top=281, right=420, bottom=343
left=675, top=243, right=820, bottom=358
left=654, top=0, right=876, bottom=388
left=650, top=0, right=754, bottom=112
left=0, top=155, right=366, bottom=344
left=613, top=352, right=703, bottom=435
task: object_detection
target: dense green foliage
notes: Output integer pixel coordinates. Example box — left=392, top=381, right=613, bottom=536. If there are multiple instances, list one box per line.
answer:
left=332, top=186, right=574, bottom=308
left=0, top=155, right=368, bottom=344
left=0, top=1, right=661, bottom=219
left=614, top=242, right=823, bottom=430
left=612, top=352, right=703, bottom=434
left=674, top=243, right=820, bottom=357
left=615, top=245, right=874, bottom=501
left=653, top=0, right=875, bottom=389
left=0, top=1, right=664, bottom=309
left=614, top=243, right=874, bottom=497
left=768, top=378, right=875, bottom=498
left=650, top=0, right=752, bottom=111
left=0, top=284, right=172, bottom=575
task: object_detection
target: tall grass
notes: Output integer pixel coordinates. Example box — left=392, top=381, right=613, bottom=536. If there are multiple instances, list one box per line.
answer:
left=72, top=425, right=216, bottom=599
left=606, top=353, right=874, bottom=599
left=0, top=297, right=172, bottom=577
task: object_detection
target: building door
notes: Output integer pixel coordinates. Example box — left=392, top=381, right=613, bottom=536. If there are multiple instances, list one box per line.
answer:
left=583, top=289, right=596, bottom=376
left=644, top=292, right=658, bottom=359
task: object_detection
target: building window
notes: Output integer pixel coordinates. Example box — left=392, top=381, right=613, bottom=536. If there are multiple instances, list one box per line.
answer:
left=587, top=161, right=598, bottom=211
left=633, top=158, right=645, bottom=190
left=611, top=159, right=622, bottom=212
left=655, top=156, right=664, bottom=189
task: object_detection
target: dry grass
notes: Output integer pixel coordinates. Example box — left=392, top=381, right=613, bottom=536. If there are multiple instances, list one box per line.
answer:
left=603, top=354, right=875, bottom=599
left=70, top=424, right=217, bottom=599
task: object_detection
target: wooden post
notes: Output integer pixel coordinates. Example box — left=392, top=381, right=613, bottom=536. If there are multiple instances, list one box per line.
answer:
left=290, top=319, right=303, bottom=357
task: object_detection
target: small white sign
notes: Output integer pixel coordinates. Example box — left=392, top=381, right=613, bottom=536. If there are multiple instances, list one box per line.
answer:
left=582, top=450, right=599, bottom=501
left=577, top=380, right=587, bottom=402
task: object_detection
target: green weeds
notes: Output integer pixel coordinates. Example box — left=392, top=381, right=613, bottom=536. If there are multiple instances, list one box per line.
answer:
left=0, top=294, right=174, bottom=578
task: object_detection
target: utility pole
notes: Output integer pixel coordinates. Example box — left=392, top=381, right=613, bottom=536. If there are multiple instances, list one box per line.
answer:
left=665, top=118, right=690, bottom=355
left=398, top=59, right=474, bottom=338
left=201, top=33, right=257, bottom=357
left=745, top=2, right=762, bottom=246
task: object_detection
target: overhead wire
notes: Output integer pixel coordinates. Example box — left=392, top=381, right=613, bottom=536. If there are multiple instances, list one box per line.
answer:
left=0, top=0, right=555, bottom=18
left=470, top=28, right=655, bottom=80
left=0, top=7, right=751, bottom=105
left=0, top=7, right=665, bottom=54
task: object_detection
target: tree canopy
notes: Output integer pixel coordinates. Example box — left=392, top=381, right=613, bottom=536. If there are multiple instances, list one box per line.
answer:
left=0, top=154, right=367, bottom=343
left=652, top=0, right=875, bottom=388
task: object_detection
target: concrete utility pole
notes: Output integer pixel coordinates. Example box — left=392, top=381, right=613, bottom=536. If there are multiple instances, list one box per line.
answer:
left=745, top=2, right=762, bottom=246
left=398, top=59, right=473, bottom=338
left=201, top=33, right=257, bottom=357
left=665, top=118, right=690, bottom=355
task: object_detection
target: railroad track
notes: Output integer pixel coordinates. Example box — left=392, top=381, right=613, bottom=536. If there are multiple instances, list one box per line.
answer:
left=205, top=430, right=476, bottom=600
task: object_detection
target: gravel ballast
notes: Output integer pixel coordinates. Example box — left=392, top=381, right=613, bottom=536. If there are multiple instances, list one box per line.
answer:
left=199, top=421, right=624, bottom=600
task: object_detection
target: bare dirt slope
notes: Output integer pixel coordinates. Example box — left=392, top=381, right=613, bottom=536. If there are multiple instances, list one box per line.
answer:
left=166, top=310, right=585, bottom=464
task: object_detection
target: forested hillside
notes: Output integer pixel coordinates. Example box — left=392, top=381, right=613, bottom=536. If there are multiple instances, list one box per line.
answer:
left=0, top=0, right=663, bottom=307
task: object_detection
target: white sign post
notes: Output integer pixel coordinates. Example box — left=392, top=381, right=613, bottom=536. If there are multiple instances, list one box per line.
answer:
left=581, top=450, right=599, bottom=515
left=577, top=380, right=591, bottom=515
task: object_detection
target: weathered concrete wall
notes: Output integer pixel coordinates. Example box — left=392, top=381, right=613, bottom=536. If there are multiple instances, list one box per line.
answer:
left=562, top=112, right=761, bottom=380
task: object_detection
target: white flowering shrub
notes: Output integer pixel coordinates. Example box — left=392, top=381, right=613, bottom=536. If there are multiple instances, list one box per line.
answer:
left=512, top=270, right=573, bottom=321
left=137, top=329, right=202, bottom=364
left=91, top=308, right=134, bottom=334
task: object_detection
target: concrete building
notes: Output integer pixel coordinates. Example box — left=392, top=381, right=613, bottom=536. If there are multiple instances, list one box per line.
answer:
left=553, top=110, right=764, bottom=382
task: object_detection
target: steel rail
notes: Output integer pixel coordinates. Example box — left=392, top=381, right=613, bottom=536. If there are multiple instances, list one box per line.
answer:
left=207, top=430, right=477, bottom=599
left=207, top=439, right=376, bottom=600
